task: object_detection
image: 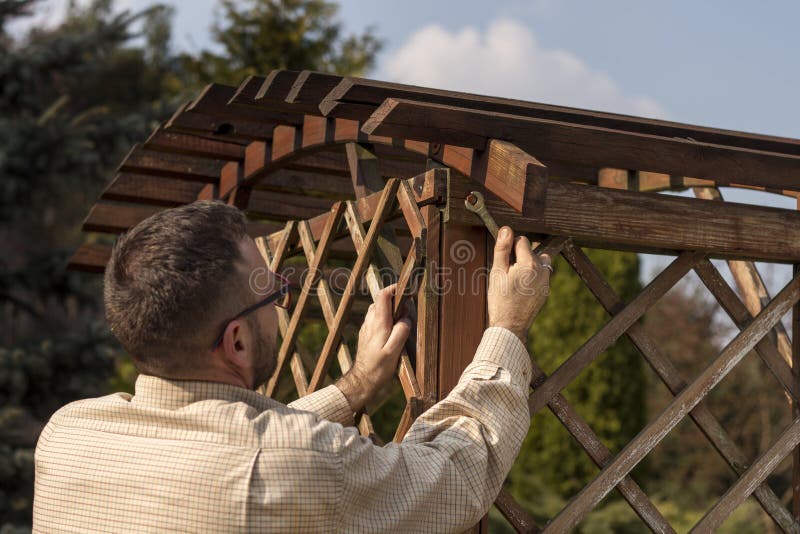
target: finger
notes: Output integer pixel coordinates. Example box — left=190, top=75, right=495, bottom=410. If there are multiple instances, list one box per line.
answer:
left=492, top=226, right=514, bottom=272
left=383, top=317, right=412, bottom=355
left=538, top=253, right=553, bottom=278
left=514, top=235, right=534, bottom=267
left=373, top=284, right=395, bottom=328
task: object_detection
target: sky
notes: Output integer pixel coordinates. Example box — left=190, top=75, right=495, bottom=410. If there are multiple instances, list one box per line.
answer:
left=10, top=0, right=800, bottom=291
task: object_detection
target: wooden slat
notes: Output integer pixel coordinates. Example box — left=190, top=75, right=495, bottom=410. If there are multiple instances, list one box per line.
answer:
left=265, top=202, right=346, bottom=396
left=119, top=144, right=223, bottom=183
left=264, top=169, right=446, bottom=253
left=694, top=259, right=800, bottom=401
left=83, top=202, right=162, bottom=233
left=284, top=70, right=343, bottom=113
left=448, top=170, right=800, bottom=262
left=692, top=417, right=800, bottom=532
left=308, top=179, right=402, bottom=393
left=247, top=190, right=332, bottom=221
left=545, top=272, right=800, bottom=532
left=563, top=244, right=798, bottom=531
left=364, top=98, right=800, bottom=193
left=294, top=219, right=378, bottom=439
left=67, top=242, right=112, bottom=273
left=495, top=488, right=541, bottom=533
left=102, top=173, right=204, bottom=206
left=188, top=83, right=302, bottom=125
left=254, top=70, right=301, bottom=104
left=527, top=354, right=673, bottom=532
left=322, top=76, right=800, bottom=157
left=416, top=204, right=441, bottom=407
left=144, top=128, right=245, bottom=161
left=529, top=250, right=701, bottom=415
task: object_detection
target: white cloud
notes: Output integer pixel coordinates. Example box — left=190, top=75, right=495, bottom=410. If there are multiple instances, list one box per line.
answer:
left=381, top=19, right=666, bottom=119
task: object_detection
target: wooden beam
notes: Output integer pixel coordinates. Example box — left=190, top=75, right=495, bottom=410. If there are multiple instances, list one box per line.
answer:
left=83, top=202, right=162, bottom=233
left=323, top=77, right=800, bottom=157
left=144, top=128, right=245, bottom=161
left=363, top=98, right=800, bottom=193
left=284, top=70, right=343, bottom=113
left=448, top=171, right=800, bottom=262
left=247, top=190, right=332, bottom=220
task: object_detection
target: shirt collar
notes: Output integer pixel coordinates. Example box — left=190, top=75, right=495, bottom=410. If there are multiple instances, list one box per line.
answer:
left=131, top=374, right=277, bottom=411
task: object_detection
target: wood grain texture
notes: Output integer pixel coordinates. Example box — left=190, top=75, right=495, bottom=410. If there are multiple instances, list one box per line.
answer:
left=545, top=273, right=800, bottom=532
left=448, top=171, right=800, bottom=262
left=363, top=98, right=800, bottom=193
left=119, top=144, right=223, bottom=183
left=564, top=244, right=797, bottom=531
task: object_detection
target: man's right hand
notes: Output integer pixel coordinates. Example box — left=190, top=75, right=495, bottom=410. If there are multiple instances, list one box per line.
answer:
left=488, top=226, right=552, bottom=343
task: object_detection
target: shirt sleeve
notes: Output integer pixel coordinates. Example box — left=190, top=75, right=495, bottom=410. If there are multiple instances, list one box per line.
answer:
left=288, top=384, right=355, bottom=427
left=335, top=327, right=532, bottom=532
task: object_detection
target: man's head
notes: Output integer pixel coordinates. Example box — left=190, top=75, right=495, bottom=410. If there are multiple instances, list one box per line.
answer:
left=104, top=200, right=280, bottom=389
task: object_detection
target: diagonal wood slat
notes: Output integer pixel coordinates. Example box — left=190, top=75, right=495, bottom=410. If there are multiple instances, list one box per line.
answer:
left=308, top=179, right=402, bottom=393
left=562, top=244, right=798, bottom=532
left=529, top=250, right=703, bottom=415
left=266, top=202, right=346, bottom=396
left=546, top=271, right=800, bottom=532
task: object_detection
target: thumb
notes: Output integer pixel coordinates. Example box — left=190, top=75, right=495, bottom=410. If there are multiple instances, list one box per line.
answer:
left=492, top=226, right=514, bottom=272
left=383, top=317, right=412, bottom=356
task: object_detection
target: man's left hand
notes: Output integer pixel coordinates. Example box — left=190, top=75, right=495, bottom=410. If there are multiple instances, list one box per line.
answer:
left=337, top=284, right=412, bottom=413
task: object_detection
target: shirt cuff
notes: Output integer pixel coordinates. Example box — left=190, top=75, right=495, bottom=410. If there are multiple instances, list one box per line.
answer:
left=469, top=326, right=533, bottom=387
left=288, top=385, right=355, bottom=427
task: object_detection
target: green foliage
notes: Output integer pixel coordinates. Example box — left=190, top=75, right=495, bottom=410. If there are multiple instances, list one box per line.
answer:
left=180, top=0, right=382, bottom=87
left=508, top=249, right=646, bottom=500
left=0, top=0, right=180, bottom=528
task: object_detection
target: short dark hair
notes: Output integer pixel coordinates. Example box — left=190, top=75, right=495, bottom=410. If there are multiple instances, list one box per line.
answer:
left=104, top=200, right=251, bottom=375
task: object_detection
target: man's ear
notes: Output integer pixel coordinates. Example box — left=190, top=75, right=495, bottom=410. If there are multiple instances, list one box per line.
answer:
left=220, top=319, right=250, bottom=371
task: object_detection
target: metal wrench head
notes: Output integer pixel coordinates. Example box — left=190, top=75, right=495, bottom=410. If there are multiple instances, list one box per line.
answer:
left=464, top=191, right=500, bottom=240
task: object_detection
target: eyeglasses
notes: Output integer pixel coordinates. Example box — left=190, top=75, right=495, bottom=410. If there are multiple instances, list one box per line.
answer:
left=211, top=271, right=292, bottom=349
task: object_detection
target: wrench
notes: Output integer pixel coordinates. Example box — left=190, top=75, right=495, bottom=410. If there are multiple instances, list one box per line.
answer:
left=464, top=190, right=564, bottom=266
left=464, top=191, right=500, bottom=240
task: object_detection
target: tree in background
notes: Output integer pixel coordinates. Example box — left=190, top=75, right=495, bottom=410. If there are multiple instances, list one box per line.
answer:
left=180, top=0, right=382, bottom=87
left=0, top=0, right=382, bottom=527
left=0, top=0, right=181, bottom=528
left=506, top=250, right=646, bottom=514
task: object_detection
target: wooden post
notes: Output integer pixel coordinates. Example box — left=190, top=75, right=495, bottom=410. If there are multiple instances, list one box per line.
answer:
left=440, top=173, right=489, bottom=531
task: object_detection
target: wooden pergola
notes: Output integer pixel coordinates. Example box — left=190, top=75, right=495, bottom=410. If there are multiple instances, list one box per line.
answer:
left=71, top=70, right=800, bottom=532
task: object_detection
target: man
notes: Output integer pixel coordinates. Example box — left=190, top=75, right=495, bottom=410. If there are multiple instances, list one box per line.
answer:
left=33, top=200, right=551, bottom=533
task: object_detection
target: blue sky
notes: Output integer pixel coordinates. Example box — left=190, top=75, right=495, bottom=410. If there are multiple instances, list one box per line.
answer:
left=12, top=0, right=800, bottom=290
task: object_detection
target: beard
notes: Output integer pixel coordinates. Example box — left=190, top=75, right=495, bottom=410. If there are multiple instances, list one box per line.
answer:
left=248, top=315, right=277, bottom=390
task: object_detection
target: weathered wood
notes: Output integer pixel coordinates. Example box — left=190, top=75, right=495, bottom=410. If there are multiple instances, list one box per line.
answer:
left=692, top=417, right=800, bottom=532
left=438, top=222, right=487, bottom=395
left=256, top=70, right=301, bottom=103
left=266, top=202, right=345, bottom=396
left=694, top=186, right=794, bottom=367
left=529, top=251, right=701, bottom=415
left=694, top=259, right=800, bottom=401
left=495, top=488, right=541, bottom=533
left=247, top=190, right=332, bottom=220
left=264, top=170, right=445, bottom=253
left=102, top=173, right=204, bottom=206
left=144, top=128, right=245, bottom=161
left=364, top=98, right=800, bottom=193
left=187, top=83, right=302, bottom=126
left=308, top=180, right=401, bottom=393
left=545, top=273, right=800, bottom=532
left=67, top=242, right=112, bottom=273
left=284, top=70, right=343, bottom=112
left=563, top=244, right=798, bottom=532
left=527, top=353, right=673, bottom=532
left=416, top=204, right=441, bottom=407
left=119, top=144, right=224, bottom=183
left=323, top=77, right=800, bottom=157
left=448, top=170, right=800, bottom=262
left=83, top=202, right=162, bottom=233
left=294, top=219, right=377, bottom=439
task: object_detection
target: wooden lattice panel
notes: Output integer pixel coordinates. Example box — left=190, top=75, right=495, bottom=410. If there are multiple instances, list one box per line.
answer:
left=254, top=174, right=439, bottom=443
